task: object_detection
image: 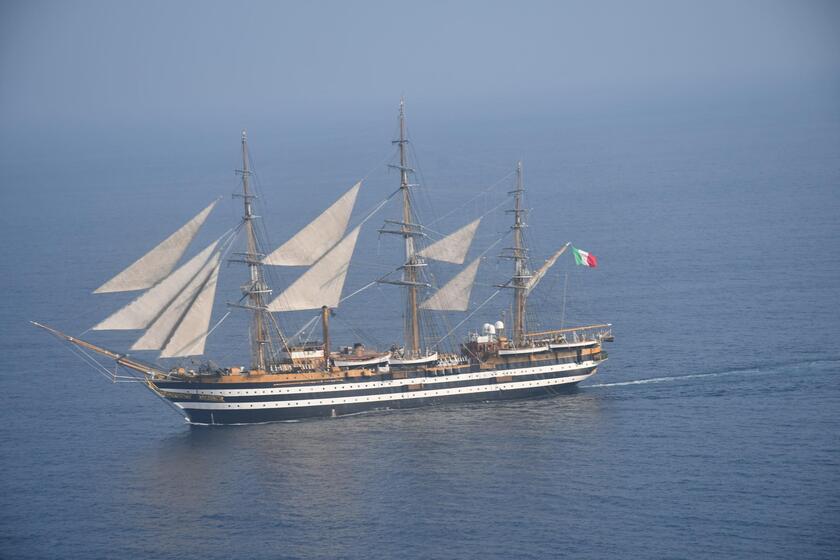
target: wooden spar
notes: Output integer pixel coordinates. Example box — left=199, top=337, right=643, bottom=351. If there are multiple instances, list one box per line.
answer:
left=30, top=321, right=167, bottom=376
left=321, top=305, right=330, bottom=368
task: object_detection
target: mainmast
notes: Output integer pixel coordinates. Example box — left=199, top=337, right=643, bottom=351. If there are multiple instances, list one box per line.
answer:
left=395, top=99, right=421, bottom=356
left=238, top=130, right=269, bottom=371
left=511, top=161, right=528, bottom=345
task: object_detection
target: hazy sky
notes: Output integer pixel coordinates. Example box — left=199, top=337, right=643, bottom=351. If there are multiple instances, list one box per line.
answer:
left=1, top=0, right=838, bottom=132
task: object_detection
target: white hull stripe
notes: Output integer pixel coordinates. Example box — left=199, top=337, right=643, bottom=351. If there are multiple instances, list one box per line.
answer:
left=173, top=370, right=595, bottom=410
left=160, top=360, right=603, bottom=397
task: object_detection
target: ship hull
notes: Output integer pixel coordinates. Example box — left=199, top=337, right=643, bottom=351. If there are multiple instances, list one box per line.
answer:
left=155, top=359, right=602, bottom=425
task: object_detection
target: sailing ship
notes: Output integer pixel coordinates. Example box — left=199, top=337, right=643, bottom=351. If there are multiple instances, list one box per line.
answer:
left=33, top=101, right=613, bottom=425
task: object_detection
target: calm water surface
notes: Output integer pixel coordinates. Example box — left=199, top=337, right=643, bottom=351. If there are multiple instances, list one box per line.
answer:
left=1, top=101, right=838, bottom=559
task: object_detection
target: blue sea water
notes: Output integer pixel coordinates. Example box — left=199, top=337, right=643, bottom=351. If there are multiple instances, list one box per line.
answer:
left=1, top=94, right=839, bottom=559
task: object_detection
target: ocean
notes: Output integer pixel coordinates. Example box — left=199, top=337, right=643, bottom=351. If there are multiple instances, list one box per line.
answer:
left=1, top=92, right=838, bottom=559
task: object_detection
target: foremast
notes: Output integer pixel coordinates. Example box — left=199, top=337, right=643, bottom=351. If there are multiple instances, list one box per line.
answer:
left=394, top=99, right=422, bottom=357
left=237, top=130, right=270, bottom=371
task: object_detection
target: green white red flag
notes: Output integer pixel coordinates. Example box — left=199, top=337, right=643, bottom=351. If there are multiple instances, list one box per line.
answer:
left=572, top=247, right=597, bottom=267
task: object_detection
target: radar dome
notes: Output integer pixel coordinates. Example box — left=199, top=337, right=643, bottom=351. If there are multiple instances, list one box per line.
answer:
left=494, top=321, right=505, bottom=331
left=482, top=323, right=496, bottom=335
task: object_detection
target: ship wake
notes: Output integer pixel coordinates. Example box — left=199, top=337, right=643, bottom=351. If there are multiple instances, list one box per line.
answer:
left=584, top=359, right=839, bottom=388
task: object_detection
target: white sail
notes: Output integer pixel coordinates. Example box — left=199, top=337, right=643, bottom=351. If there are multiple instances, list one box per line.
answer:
left=267, top=225, right=361, bottom=311
left=420, top=257, right=481, bottom=312
left=94, top=200, right=218, bottom=293
left=263, top=181, right=361, bottom=266
left=417, top=218, right=481, bottom=264
left=525, top=243, right=570, bottom=296
left=131, top=252, right=221, bottom=351
left=159, top=260, right=221, bottom=358
left=92, top=240, right=219, bottom=331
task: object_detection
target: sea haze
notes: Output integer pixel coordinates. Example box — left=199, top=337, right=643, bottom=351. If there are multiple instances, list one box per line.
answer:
left=1, top=89, right=839, bottom=558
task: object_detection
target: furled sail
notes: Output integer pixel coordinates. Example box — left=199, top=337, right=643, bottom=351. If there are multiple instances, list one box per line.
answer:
left=94, top=200, right=218, bottom=293
left=131, top=252, right=221, bottom=351
left=266, top=225, right=361, bottom=311
left=417, top=218, right=481, bottom=264
left=159, top=260, right=222, bottom=358
left=263, top=181, right=361, bottom=266
left=420, top=257, right=481, bottom=311
left=525, top=243, right=570, bottom=296
left=92, top=239, right=219, bottom=331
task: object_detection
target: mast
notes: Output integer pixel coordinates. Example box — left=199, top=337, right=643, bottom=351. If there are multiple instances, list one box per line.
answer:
left=239, top=130, right=268, bottom=371
left=321, top=305, right=330, bottom=368
left=396, top=99, right=421, bottom=356
left=511, top=161, right=528, bottom=345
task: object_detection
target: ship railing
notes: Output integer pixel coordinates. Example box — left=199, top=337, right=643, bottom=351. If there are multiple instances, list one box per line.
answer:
left=436, top=353, right=469, bottom=366
left=525, top=323, right=613, bottom=346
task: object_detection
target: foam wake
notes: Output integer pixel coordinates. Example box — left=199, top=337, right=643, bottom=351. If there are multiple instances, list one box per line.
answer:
left=584, top=359, right=839, bottom=389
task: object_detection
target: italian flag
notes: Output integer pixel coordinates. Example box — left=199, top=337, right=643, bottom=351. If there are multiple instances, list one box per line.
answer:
left=572, top=247, right=598, bottom=267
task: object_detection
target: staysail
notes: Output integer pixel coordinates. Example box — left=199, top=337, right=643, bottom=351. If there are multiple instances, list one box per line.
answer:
left=159, top=260, right=222, bottom=358
left=131, top=252, right=221, bottom=351
left=417, top=218, right=481, bottom=264
left=420, top=257, right=481, bottom=311
left=524, top=243, right=570, bottom=296
left=94, top=200, right=217, bottom=293
left=266, top=225, right=361, bottom=311
left=92, top=239, right=219, bottom=331
left=263, top=182, right=361, bottom=266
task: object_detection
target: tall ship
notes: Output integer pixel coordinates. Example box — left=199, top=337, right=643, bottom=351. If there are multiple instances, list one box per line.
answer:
left=33, top=102, right=613, bottom=425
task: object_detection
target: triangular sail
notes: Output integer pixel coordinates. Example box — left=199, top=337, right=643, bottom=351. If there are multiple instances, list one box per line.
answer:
left=92, top=240, right=219, bottom=331
left=263, top=181, right=361, bottom=266
left=267, top=225, right=361, bottom=311
left=525, top=243, right=570, bottom=296
left=159, top=260, right=221, bottom=358
left=94, top=200, right=218, bottom=293
left=420, top=257, right=481, bottom=312
left=131, top=252, right=221, bottom=351
left=417, top=218, right=481, bottom=264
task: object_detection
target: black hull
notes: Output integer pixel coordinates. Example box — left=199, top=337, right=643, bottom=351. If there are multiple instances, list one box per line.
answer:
left=180, top=376, right=586, bottom=425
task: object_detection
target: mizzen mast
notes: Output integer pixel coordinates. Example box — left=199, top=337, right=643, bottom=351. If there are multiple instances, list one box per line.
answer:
left=237, top=130, right=270, bottom=371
